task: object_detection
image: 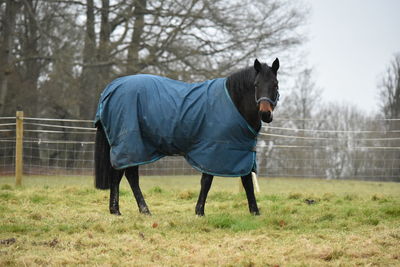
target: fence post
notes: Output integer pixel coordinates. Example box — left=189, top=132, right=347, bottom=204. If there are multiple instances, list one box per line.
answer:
left=15, top=110, right=24, bottom=186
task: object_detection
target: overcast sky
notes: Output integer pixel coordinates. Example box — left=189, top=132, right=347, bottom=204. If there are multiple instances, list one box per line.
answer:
left=304, top=0, right=400, bottom=114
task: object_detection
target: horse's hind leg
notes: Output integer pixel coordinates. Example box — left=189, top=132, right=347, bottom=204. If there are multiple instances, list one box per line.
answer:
left=241, top=173, right=260, bottom=215
left=125, top=166, right=151, bottom=215
left=195, top=173, right=214, bottom=216
left=110, top=169, right=124, bottom=215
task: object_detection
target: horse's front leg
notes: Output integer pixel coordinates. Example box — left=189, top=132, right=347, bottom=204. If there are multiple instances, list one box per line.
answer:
left=241, top=173, right=260, bottom=215
left=109, top=169, right=124, bottom=215
left=195, top=173, right=214, bottom=216
left=125, top=166, right=151, bottom=215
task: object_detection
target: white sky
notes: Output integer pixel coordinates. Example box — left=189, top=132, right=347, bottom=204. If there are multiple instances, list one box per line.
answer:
left=304, top=0, right=400, bottom=114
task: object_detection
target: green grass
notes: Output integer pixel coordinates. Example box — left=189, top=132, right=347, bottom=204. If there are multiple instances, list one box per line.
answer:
left=0, top=175, right=399, bottom=266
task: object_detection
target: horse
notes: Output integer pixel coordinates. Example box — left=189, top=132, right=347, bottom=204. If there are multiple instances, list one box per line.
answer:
left=94, top=58, right=279, bottom=216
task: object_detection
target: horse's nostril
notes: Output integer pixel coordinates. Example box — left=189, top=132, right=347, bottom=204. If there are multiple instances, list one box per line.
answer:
left=260, top=111, right=273, bottom=123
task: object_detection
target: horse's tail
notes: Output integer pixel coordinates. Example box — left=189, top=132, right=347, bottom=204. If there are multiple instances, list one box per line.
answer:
left=94, top=123, right=111, bottom=190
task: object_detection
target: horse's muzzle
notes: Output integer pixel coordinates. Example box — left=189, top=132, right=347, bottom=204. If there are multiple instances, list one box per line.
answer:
left=258, top=101, right=273, bottom=123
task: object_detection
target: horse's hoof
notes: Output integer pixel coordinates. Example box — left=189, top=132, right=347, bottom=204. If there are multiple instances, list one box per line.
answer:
left=110, top=210, right=121, bottom=216
left=195, top=206, right=205, bottom=216
left=195, top=210, right=205, bottom=216
left=251, top=210, right=260, bottom=216
left=140, top=209, right=151, bottom=215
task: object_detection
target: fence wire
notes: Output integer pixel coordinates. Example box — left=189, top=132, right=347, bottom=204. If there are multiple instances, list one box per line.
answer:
left=0, top=116, right=399, bottom=181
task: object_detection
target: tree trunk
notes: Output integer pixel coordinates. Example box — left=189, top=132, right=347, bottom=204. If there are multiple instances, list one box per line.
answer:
left=21, top=0, right=41, bottom=116
left=0, top=0, right=20, bottom=115
left=97, top=0, right=111, bottom=79
left=87, top=0, right=111, bottom=118
left=127, top=0, right=147, bottom=74
left=79, top=0, right=97, bottom=118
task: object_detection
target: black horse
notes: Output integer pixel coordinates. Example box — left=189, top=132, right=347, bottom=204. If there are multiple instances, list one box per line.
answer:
left=94, top=58, right=279, bottom=216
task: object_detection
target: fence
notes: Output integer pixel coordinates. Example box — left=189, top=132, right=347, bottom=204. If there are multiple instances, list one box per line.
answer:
left=0, top=111, right=399, bottom=183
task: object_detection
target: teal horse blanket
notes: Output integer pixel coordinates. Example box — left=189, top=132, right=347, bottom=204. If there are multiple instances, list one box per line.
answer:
left=95, top=74, right=259, bottom=176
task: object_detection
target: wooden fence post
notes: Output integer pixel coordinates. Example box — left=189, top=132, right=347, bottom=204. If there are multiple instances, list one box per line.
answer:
left=15, top=110, right=24, bottom=186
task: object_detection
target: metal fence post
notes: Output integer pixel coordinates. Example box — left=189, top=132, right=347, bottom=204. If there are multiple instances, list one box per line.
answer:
left=15, top=110, right=24, bottom=186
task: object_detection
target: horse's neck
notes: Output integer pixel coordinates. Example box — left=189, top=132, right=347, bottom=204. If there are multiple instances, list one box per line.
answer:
left=226, top=69, right=261, bottom=131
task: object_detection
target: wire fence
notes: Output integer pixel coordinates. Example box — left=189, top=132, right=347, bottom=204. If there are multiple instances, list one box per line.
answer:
left=0, top=114, right=399, bottom=181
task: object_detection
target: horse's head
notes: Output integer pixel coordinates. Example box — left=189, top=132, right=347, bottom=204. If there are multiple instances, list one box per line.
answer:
left=254, top=58, right=279, bottom=123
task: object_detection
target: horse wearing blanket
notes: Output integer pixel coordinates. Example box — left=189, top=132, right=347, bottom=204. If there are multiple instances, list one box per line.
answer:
left=94, top=58, right=280, bottom=216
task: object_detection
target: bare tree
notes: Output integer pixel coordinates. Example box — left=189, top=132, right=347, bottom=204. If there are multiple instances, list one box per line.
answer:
left=122, top=0, right=307, bottom=78
left=0, top=0, right=308, bottom=119
left=72, top=0, right=309, bottom=118
left=316, top=104, right=368, bottom=179
left=258, top=67, right=322, bottom=176
left=281, top=68, right=322, bottom=128
left=379, top=53, right=400, bottom=119
left=378, top=53, right=400, bottom=180
left=0, top=0, right=78, bottom=116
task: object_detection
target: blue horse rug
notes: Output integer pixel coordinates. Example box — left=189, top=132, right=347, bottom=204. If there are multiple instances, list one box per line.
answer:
left=95, top=74, right=259, bottom=177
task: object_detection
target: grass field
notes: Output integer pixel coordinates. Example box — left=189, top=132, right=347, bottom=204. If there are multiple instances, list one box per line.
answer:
left=0, top=175, right=399, bottom=266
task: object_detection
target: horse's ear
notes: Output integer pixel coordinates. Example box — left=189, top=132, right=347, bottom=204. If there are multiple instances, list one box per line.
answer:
left=271, top=58, right=279, bottom=74
left=254, top=59, right=262, bottom=73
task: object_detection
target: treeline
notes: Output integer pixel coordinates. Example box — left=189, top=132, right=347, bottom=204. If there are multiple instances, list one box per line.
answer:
left=257, top=64, right=400, bottom=181
left=0, top=0, right=306, bottom=119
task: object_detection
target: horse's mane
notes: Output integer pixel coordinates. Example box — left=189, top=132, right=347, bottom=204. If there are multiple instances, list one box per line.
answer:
left=226, top=66, right=256, bottom=94
left=226, top=65, right=259, bottom=112
left=225, top=66, right=261, bottom=130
